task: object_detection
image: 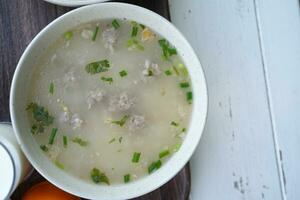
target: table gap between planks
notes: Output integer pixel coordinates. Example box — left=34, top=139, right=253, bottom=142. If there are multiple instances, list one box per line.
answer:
left=0, top=0, right=190, bottom=200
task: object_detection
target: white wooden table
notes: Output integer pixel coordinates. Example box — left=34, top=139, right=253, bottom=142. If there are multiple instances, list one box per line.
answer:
left=169, top=0, right=300, bottom=199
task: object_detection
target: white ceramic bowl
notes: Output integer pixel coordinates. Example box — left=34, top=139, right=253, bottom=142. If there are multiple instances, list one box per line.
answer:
left=44, top=0, right=107, bottom=7
left=10, top=3, right=207, bottom=199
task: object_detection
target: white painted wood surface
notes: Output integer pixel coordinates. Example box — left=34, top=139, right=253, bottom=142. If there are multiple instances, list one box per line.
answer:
left=169, top=0, right=300, bottom=199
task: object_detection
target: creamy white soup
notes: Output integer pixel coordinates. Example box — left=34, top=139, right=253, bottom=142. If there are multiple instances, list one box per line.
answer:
left=26, top=19, right=193, bottom=185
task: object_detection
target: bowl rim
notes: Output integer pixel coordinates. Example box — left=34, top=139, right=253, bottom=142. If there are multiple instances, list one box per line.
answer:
left=43, top=0, right=108, bottom=7
left=10, top=2, right=208, bottom=199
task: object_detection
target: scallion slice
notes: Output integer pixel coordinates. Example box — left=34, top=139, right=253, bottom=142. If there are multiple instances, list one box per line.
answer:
left=186, top=91, right=193, bottom=103
left=92, top=25, right=99, bottom=41
left=101, top=76, right=113, bottom=84
left=48, top=128, right=57, bottom=145
left=124, top=174, right=130, bottom=183
left=180, top=82, right=190, bottom=88
left=171, top=121, right=179, bottom=126
left=112, top=19, right=120, bottom=29
left=64, top=31, right=73, bottom=40
left=132, top=152, right=141, bottom=163
left=159, top=150, right=170, bottom=159
left=63, top=136, right=68, bottom=148
left=119, top=70, right=128, bottom=77
left=49, top=82, right=54, bottom=94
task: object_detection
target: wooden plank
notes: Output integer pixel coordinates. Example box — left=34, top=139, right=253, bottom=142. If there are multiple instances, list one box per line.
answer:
left=254, top=0, right=300, bottom=199
left=169, top=0, right=283, bottom=199
left=0, top=0, right=190, bottom=199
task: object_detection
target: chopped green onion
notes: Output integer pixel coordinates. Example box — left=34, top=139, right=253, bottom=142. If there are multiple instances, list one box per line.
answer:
left=178, top=63, right=189, bottom=77
left=180, top=82, right=190, bottom=88
left=132, top=152, right=141, bottom=163
left=112, top=19, right=120, bottom=29
left=148, top=160, right=162, bottom=174
left=90, top=168, right=110, bottom=185
left=171, top=121, right=179, bottom=126
left=109, top=138, right=116, bottom=144
left=64, top=31, right=73, bottom=40
left=92, top=25, right=99, bottom=41
left=48, top=128, right=57, bottom=145
left=172, top=65, right=180, bottom=76
left=127, top=39, right=144, bottom=51
left=139, top=24, right=146, bottom=29
left=173, top=143, right=182, bottom=152
left=164, top=70, right=172, bottom=76
left=26, top=103, right=54, bottom=134
left=72, top=137, right=88, bottom=147
left=55, top=160, right=64, bottom=169
left=186, top=91, right=193, bottom=103
left=119, top=70, right=128, bottom=77
left=111, top=115, right=129, bottom=127
left=158, top=39, right=177, bottom=60
left=85, top=59, right=110, bottom=75
left=124, top=174, right=130, bottom=183
left=101, top=76, right=113, bottom=84
left=119, top=137, right=123, bottom=143
left=147, top=69, right=153, bottom=76
left=182, top=128, right=187, bottom=132
left=40, top=145, right=48, bottom=152
left=131, top=26, right=138, bottom=37
left=63, top=136, right=68, bottom=148
left=159, top=150, right=170, bottom=159
left=31, top=124, right=38, bottom=134
left=49, top=82, right=54, bottom=94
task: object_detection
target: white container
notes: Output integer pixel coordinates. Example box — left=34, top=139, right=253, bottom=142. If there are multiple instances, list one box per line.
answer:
left=0, top=123, right=32, bottom=200
left=10, top=3, right=208, bottom=200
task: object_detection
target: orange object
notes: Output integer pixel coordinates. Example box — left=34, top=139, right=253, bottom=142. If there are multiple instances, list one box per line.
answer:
left=22, top=181, right=80, bottom=200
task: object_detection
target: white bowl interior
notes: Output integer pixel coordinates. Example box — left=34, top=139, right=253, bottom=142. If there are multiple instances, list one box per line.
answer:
left=10, top=3, right=207, bottom=199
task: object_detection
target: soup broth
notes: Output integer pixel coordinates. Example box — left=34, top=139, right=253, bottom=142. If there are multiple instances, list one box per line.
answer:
left=26, top=19, right=193, bottom=185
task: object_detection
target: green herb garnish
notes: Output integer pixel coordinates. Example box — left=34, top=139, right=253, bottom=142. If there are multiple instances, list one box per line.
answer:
left=64, top=31, right=73, bottom=40
left=131, top=26, right=138, bottom=37
left=124, top=174, right=130, bottom=183
left=146, top=69, right=153, bottom=77
left=40, top=145, right=48, bottom=152
left=112, top=19, right=120, bottom=29
left=180, top=82, right=190, bottom=88
left=101, top=76, right=113, bottom=84
left=72, top=137, right=88, bottom=147
left=172, top=65, right=180, bottom=76
left=92, top=25, right=100, bottom=41
left=148, top=160, right=162, bottom=174
left=178, top=63, right=189, bottom=77
left=127, top=39, right=144, bottom=51
left=48, top=128, right=57, bottom=145
left=109, top=138, right=116, bottom=144
left=158, top=39, right=177, bottom=60
left=49, top=82, right=54, bottom=94
left=26, top=103, right=54, bottom=134
left=31, top=124, right=38, bottom=134
left=171, top=121, right=179, bottom=126
left=85, top=59, right=110, bottom=75
left=159, top=150, right=170, bottom=159
left=186, top=91, right=193, bottom=103
left=164, top=70, right=172, bottom=76
left=139, top=24, right=145, bottom=29
left=173, top=143, right=182, bottom=152
left=119, top=70, right=128, bottom=77
left=55, top=160, right=64, bottom=169
left=90, top=168, right=110, bottom=185
left=63, top=136, right=68, bottom=148
left=182, top=128, right=187, bottom=132
left=118, top=137, right=123, bottom=143
left=111, top=115, right=129, bottom=127
left=132, top=152, right=141, bottom=163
